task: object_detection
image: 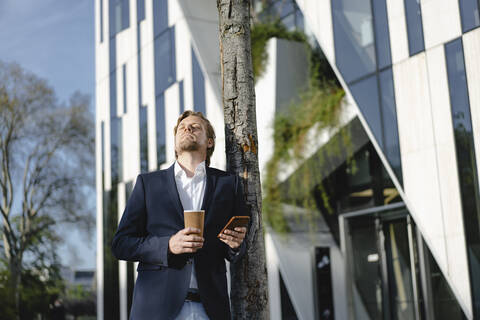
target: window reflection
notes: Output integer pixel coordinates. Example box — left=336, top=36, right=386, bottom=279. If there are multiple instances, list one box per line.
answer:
left=192, top=47, right=206, bottom=115
left=379, top=69, right=402, bottom=185
left=109, top=0, right=130, bottom=37
left=349, top=75, right=383, bottom=146
left=459, top=0, right=480, bottom=33
left=139, top=106, right=148, bottom=173
left=404, top=0, right=425, bottom=56
left=445, top=38, right=480, bottom=316
left=156, top=94, right=166, bottom=168
left=332, top=0, right=376, bottom=83
left=154, top=28, right=176, bottom=94
left=110, top=117, right=123, bottom=184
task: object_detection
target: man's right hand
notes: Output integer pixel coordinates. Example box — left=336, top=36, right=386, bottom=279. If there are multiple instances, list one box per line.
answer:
left=168, top=227, right=204, bottom=254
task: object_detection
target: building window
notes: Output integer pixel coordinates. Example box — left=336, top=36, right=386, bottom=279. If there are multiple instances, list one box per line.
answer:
left=102, top=188, right=120, bottom=320
left=154, top=27, right=176, bottom=95
left=100, top=0, right=104, bottom=43
left=179, top=80, right=185, bottom=114
left=139, top=106, right=148, bottom=173
left=445, top=37, right=480, bottom=317
left=153, top=0, right=168, bottom=36
left=122, top=64, right=127, bottom=114
left=109, top=0, right=130, bottom=37
left=331, top=0, right=376, bottom=83
left=372, top=0, right=392, bottom=69
left=378, top=68, right=402, bottom=185
left=192, top=46, right=206, bottom=115
left=350, top=75, right=383, bottom=146
left=111, top=117, right=123, bottom=184
left=156, top=94, right=166, bottom=168
left=404, top=0, right=425, bottom=56
left=459, top=0, right=480, bottom=33
left=101, top=121, right=105, bottom=188
left=137, top=0, right=145, bottom=23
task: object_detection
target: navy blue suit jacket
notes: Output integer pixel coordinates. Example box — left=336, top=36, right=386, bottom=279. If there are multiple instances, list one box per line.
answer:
left=111, top=164, right=248, bottom=320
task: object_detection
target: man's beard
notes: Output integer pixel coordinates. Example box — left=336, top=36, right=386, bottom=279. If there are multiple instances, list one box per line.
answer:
left=178, top=137, right=200, bottom=152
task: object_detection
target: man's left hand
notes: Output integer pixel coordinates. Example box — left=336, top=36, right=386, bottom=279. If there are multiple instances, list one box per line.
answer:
left=219, top=227, right=247, bottom=250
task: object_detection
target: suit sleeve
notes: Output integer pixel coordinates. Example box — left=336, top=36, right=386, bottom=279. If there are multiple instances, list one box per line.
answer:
left=225, top=174, right=249, bottom=263
left=111, top=174, right=172, bottom=267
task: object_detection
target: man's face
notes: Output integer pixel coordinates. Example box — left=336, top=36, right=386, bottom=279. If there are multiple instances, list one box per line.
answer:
left=175, top=116, right=213, bottom=156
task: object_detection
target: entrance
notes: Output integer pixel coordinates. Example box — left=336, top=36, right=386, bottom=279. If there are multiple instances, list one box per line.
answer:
left=343, top=205, right=421, bottom=320
left=342, top=204, right=466, bottom=320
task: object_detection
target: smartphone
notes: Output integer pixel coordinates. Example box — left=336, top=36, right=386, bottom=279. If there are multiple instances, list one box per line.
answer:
left=217, top=216, right=250, bottom=238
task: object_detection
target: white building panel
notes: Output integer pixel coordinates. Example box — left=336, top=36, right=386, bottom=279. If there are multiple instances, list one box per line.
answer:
left=463, top=29, right=480, bottom=194
left=164, top=83, right=180, bottom=166
left=393, top=54, right=448, bottom=271
left=295, top=0, right=335, bottom=63
left=420, top=0, right=462, bottom=50
left=426, top=45, right=472, bottom=314
left=386, top=0, right=410, bottom=64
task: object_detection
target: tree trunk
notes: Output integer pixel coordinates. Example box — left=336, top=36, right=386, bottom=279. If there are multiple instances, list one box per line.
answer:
left=217, top=1, right=269, bottom=319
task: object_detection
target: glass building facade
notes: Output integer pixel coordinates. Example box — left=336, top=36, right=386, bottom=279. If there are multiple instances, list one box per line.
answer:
left=331, top=0, right=403, bottom=186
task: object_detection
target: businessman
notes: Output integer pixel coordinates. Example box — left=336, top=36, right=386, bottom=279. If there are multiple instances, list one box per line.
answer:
left=111, top=110, right=248, bottom=319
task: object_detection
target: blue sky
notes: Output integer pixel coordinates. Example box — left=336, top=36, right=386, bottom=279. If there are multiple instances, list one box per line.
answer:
left=0, top=0, right=96, bottom=269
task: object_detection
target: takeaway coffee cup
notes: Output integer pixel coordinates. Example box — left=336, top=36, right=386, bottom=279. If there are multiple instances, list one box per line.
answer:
left=184, top=210, right=205, bottom=237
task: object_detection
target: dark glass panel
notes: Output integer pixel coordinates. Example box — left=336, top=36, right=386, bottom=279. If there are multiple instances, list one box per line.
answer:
left=111, top=117, right=123, bottom=184
left=103, top=188, right=120, bottom=320
left=192, top=46, right=206, bottom=115
left=279, top=271, right=299, bottom=320
left=109, top=38, right=117, bottom=118
left=445, top=37, right=480, bottom=316
left=404, top=0, right=425, bottom=55
left=101, top=121, right=105, bottom=189
left=349, top=75, right=383, bottom=148
left=349, top=216, right=383, bottom=319
left=100, top=0, right=104, bottom=43
left=331, top=0, right=376, bottom=83
left=156, top=94, right=166, bottom=168
left=153, top=0, right=168, bottom=36
left=379, top=68, right=402, bottom=185
left=179, top=80, right=185, bottom=114
left=139, top=106, right=148, bottom=173
left=372, top=0, right=392, bottom=69
left=423, top=241, right=466, bottom=319
left=122, top=64, right=127, bottom=114
left=109, top=0, right=130, bottom=36
left=315, top=248, right=335, bottom=319
left=137, top=0, right=145, bottom=22
left=154, top=28, right=176, bottom=94
left=459, top=0, right=480, bottom=33
left=384, top=219, right=416, bottom=319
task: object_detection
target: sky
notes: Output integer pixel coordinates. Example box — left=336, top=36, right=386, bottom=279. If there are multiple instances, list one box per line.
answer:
left=0, top=0, right=96, bottom=269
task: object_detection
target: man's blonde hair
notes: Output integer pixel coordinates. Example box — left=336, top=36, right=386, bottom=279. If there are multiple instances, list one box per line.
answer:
left=174, top=110, right=216, bottom=166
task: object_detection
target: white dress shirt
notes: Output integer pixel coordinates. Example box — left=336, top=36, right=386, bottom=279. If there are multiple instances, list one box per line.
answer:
left=174, top=161, right=207, bottom=290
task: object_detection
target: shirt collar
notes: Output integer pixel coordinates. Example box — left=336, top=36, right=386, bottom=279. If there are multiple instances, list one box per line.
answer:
left=174, top=161, right=206, bottom=179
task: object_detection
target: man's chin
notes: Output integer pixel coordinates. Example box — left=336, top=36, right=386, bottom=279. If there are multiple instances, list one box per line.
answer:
left=178, top=142, right=199, bottom=152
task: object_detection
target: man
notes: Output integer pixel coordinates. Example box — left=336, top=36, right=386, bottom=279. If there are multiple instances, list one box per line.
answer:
left=111, top=110, right=248, bottom=320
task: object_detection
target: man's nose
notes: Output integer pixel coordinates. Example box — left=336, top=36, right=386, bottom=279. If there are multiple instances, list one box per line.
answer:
left=184, top=125, right=192, bottom=132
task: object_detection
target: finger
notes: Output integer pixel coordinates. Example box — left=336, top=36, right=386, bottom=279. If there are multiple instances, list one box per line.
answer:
left=185, top=235, right=204, bottom=242
left=234, top=227, right=247, bottom=233
left=184, top=242, right=203, bottom=248
left=182, top=227, right=201, bottom=235
left=224, top=230, right=244, bottom=240
left=219, top=238, right=238, bottom=248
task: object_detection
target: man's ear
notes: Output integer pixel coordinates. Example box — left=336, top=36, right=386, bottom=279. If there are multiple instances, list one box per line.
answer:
left=207, top=138, right=214, bottom=148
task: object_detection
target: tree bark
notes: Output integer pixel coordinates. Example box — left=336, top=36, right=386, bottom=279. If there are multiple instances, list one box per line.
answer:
left=217, top=1, right=269, bottom=319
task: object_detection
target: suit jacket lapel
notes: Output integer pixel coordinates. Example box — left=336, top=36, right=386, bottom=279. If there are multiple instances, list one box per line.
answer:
left=166, top=164, right=184, bottom=222
left=202, top=167, right=216, bottom=226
